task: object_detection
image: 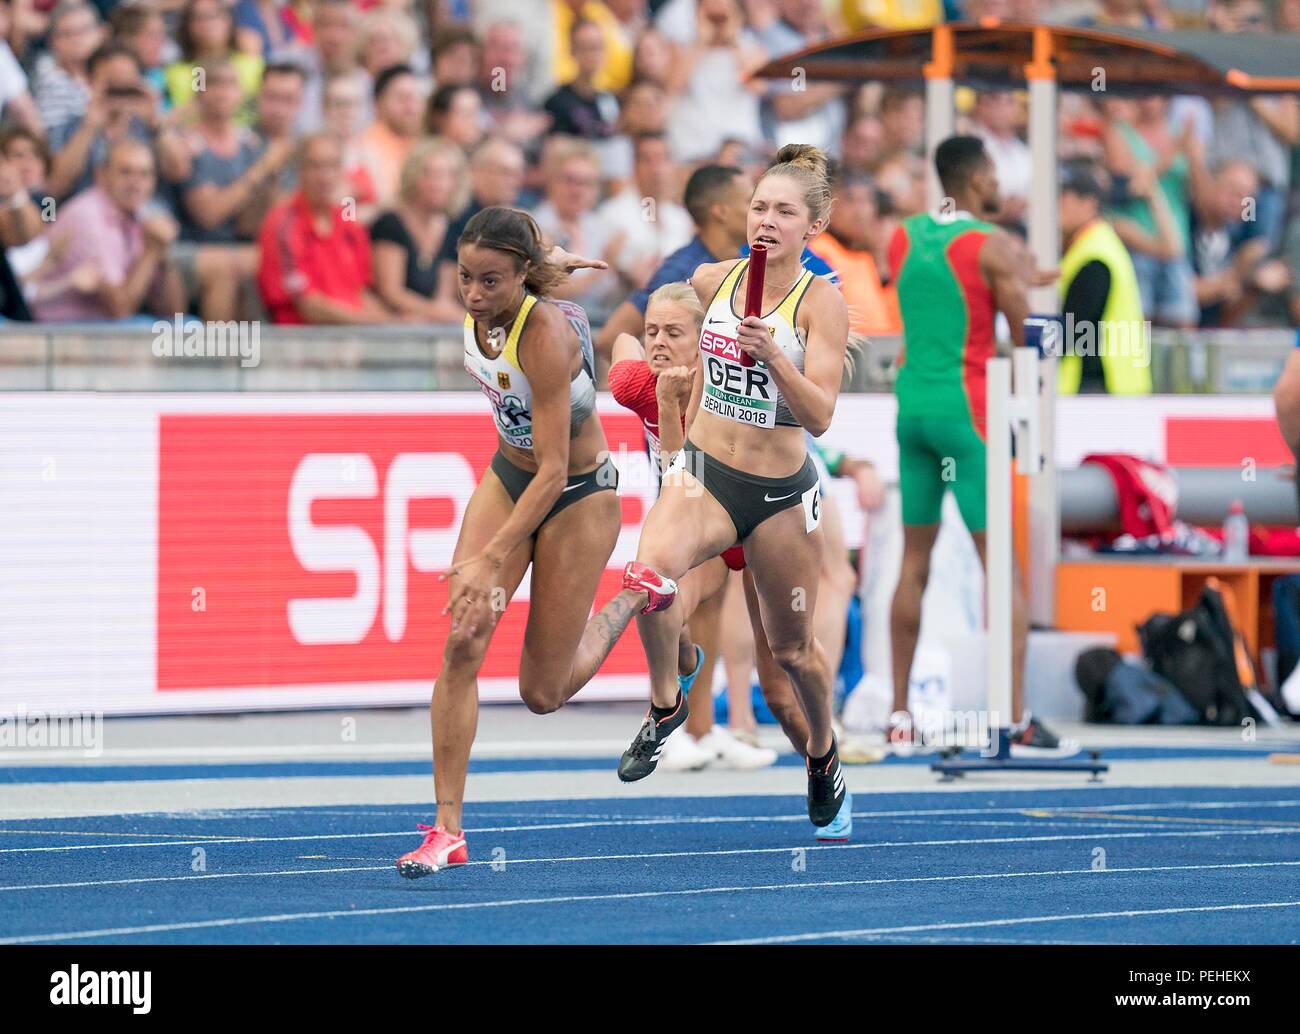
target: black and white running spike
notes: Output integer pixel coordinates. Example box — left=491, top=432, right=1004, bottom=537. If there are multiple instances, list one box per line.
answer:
left=618, top=691, right=689, bottom=782
left=807, top=737, right=847, bottom=827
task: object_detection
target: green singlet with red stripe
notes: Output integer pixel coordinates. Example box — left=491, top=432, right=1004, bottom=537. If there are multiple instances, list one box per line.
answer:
left=887, top=211, right=999, bottom=532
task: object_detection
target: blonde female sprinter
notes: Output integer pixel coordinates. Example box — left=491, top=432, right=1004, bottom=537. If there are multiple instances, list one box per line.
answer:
left=611, top=145, right=852, bottom=826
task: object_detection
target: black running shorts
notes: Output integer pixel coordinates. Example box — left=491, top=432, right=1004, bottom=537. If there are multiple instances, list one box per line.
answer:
left=667, top=438, right=821, bottom=542
left=489, top=449, right=619, bottom=529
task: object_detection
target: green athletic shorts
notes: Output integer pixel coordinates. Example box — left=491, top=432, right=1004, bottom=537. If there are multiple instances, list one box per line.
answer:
left=896, top=412, right=987, bottom=531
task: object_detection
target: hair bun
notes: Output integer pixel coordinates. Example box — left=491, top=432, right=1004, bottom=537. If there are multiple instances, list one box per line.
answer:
left=773, top=143, right=829, bottom=176
left=761, top=143, right=834, bottom=225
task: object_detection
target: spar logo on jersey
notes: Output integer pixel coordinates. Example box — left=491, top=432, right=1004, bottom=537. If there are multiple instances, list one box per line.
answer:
left=465, top=360, right=504, bottom=407
left=700, top=328, right=758, bottom=366
left=699, top=328, right=777, bottom=427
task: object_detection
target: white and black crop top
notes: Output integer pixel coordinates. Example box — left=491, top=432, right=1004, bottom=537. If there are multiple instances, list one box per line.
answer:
left=463, top=294, right=598, bottom=450
left=697, top=258, right=815, bottom=429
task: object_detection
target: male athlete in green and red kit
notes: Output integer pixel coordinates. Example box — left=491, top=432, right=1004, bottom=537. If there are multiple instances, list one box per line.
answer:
left=886, top=134, right=1072, bottom=755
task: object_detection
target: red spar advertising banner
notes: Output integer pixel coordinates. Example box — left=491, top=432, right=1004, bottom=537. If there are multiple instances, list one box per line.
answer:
left=3, top=391, right=1284, bottom=716
left=157, top=411, right=651, bottom=692
left=1165, top=417, right=1291, bottom=467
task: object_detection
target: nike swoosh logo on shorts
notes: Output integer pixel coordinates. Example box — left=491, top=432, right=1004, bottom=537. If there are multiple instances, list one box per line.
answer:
left=764, top=491, right=797, bottom=502
left=562, top=480, right=587, bottom=492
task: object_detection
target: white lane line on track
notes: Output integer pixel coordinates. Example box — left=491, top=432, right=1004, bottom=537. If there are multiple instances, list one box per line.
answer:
left=0, top=740, right=633, bottom=763
left=1, top=855, right=1298, bottom=897
left=711, top=900, right=1300, bottom=945
left=5, top=735, right=1295, bottom=763
left=4, top=866, right=1299, bottom=944
left=875, top=935, right=1145, bottom=945
left=4, top=795, right=1296, bottom=835
left=3, top=810, right=1298, bottom=855
left=1044, top=798, right=1300, bottom=814
left=0, top=866, right=390, bottom=892
left=434, top=829, right=1300, bottom=864
left=884, top=818, right=1178, bottom=830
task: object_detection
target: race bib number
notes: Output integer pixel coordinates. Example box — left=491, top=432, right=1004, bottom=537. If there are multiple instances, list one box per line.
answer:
left=492, top=393, right=532, bottom=449
left=801, top=480, right=821, bottom=534
left=699, top=329, right=777, bottom=428
left=466, top=358, right=533, bottom=448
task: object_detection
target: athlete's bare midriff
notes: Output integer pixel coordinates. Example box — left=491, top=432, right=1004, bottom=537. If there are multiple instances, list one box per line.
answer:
left=495, top=416, right=609, bottom=477
left=689, top=408, right=809, bottom=478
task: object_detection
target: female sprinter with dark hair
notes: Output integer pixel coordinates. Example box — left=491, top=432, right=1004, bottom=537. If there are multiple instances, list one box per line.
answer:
left=396, top=206, right=641, bottom=878
left=611, top=144, right=854, bottom=829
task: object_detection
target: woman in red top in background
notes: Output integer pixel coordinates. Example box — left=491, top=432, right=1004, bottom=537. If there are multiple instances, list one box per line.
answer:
left=603, top=283, right=841, bottom=803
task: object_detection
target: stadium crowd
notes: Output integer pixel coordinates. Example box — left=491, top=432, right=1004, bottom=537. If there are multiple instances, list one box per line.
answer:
left=0, top=0, right=1296, bottom=334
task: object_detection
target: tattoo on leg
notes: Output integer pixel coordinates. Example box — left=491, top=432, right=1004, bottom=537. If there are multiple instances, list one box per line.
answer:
left=436, top=800, right=458, bottom=806
left=595, top=591, right=640, bottom=652
left=573, top=590, right=642, bottom=685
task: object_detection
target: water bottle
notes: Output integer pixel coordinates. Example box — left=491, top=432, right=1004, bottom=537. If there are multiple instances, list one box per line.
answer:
left=1223, top=500, right=1249, bottom=563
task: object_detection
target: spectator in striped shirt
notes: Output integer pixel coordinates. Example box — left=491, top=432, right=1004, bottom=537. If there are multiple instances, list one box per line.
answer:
left=32, top=1, right=102, bottom=131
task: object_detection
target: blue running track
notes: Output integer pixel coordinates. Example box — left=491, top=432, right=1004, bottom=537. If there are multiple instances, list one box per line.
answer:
left=2, top=754, right=1299, bottom=944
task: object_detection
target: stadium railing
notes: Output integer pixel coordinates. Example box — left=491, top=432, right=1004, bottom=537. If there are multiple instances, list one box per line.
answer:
left=0, top=324, right=1293, bottom=393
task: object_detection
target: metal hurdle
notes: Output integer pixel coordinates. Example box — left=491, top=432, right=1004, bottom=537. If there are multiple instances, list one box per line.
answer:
left=932, top=345, right=1108, bottom=780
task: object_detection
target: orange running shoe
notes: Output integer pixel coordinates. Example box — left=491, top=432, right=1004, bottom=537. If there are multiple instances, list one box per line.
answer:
left=396, top=824, right=468, bottom=879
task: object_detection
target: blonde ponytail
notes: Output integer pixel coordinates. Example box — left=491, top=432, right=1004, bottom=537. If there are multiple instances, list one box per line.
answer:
left=842, top=332, right=867, bottom=389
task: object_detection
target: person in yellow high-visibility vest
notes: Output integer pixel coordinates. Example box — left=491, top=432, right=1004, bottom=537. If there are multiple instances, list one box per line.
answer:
left=1057, top=160, right=1153, bottom=395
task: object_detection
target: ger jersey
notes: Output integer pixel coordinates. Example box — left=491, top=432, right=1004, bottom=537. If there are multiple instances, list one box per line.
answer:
left=463, top=294, right=598, bottom=450
left=888, top=211, right=998, bottom=435
left=697, top=258, right=815, bottom=429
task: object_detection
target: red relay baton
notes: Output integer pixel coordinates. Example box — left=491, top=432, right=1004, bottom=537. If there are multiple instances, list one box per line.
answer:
left=739, top=243, right=767, bottom=367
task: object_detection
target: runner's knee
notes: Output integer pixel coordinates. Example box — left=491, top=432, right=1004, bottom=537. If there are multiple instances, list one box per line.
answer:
left=443, top=626, right=490, bottom=671
left=769, top=636, right=817, bottom=675
left=518, top=679, right=563, bottom=715
left=633, top=544, right=685, bottom=580
left=898, top=550, right=931, bottom=590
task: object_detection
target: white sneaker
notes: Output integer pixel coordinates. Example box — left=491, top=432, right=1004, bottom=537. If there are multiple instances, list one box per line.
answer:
left=729, top=727, right=762, bottom=748
left=697, top=726, right=778, bottom=769
left=656, top=731, right=715, bottom=772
